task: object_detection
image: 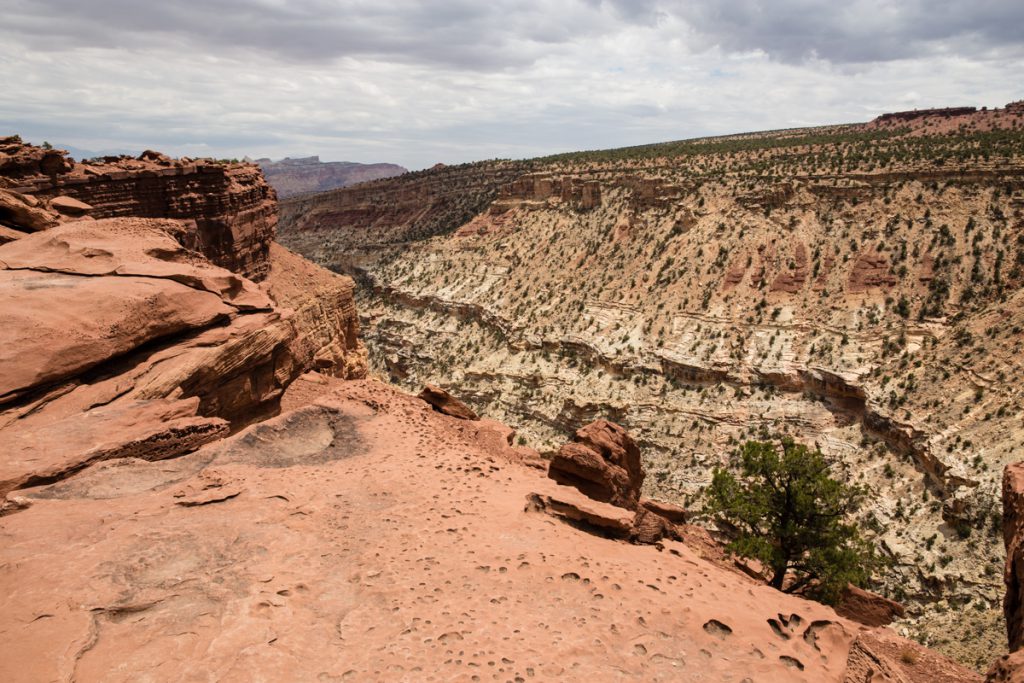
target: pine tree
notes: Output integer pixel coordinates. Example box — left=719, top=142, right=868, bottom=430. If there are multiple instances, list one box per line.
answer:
left=703, top=436, right=883, bottom=603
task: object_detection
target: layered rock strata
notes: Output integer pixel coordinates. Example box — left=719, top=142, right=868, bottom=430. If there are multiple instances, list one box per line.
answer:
left=0, top=138, right=277, bottom=280
left=279, top=105, right=1024, bottom=669
left=0, top=216, right=366, bottom=504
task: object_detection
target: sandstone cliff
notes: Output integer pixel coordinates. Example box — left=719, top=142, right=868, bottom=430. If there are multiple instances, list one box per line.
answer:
left=0, top=140, right=367, bottom=504
left=1, top=138, right=277, bottom=280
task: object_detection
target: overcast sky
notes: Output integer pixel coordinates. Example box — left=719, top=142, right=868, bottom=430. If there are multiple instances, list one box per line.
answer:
left=2, top=0, right=1022, bottom=169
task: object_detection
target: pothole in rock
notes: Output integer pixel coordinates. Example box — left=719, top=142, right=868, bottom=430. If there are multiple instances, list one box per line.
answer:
left=21, top=451, right=214, bottom=501
left=702, top=619, right=733, bottom=638
left=211, top=406, right=364, bottom=468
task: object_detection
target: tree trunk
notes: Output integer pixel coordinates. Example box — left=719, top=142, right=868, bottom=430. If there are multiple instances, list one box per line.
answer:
left=770, top=566, right=787, bottom=590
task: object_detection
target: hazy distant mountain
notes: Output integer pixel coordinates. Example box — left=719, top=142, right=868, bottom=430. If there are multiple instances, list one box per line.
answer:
left=256, top=156, right=407, bottom=198
left=52, top=143, right=137, bottom=161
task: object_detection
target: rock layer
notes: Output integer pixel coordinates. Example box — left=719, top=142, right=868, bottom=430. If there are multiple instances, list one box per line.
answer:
left=1, top=139, right=277, bottom=280
left=0, top=216, right=366, bottom=502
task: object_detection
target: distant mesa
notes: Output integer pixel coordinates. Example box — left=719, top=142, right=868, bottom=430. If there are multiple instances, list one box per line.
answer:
left=257, top=155, right=407, bottom=198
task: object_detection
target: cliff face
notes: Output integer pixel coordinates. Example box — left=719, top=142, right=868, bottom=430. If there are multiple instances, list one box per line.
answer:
left=279, top=159, right=529, bottom=270
left=0, top=140, right=367, bottom=505
left=1003, top=464, right=1024, bottom=652
left=256, top=155, right=407, bottom=198
left=278, top=105, right=1024, bottom=671
left=1, top=141, right=277, bottom=280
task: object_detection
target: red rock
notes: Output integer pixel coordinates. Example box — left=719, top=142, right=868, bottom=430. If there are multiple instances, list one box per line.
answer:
left=0, top=268, right=233, bottom=402
left=988, top=651, right=1024, bottom=682
left=261, top=242, right=367, bottom=380
left=418, top=384, right=479, bottom=420
left=835, top=583, right=906, bottom=627
left=0, top=215, right=367, bottom=500
left=0, top=135, right=74, bottom=179
left=5, top=140, right=278, bottom=280
left=848, top=250, right=897, bottom=292
left=0, top=225, right=27, bottom=244
left=49, top=195, right=93, bottom=215
left=0, top=398, right=227, bottom=500
left=641, top=497, right=688, bottom=524
left=0, top=188, right=59, bottom=231
left=1004, top=462, right=1024, bottom=652
left=525, top=490, right=635, bottom=539
left=549, top=419, right=643, bottom=509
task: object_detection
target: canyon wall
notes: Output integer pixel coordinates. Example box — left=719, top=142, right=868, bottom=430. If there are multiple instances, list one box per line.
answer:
left=279, top=110, right=1024, bottom=671
left=0, top=139, right=367, bottom=507
left=1, top=139, right=277, bottom=280
left=279, top=159, right=529, bottom=271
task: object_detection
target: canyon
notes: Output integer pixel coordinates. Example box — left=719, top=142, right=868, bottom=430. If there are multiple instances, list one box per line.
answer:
left=279, top=103, right=1024, bottom=671
left=1, top=107, right=1023, bottom=681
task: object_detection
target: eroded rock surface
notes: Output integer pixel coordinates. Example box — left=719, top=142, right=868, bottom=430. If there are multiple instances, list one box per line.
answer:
left=549, top=419, right=644, bottom=509
left=418, top=383, right=479, bottom=420
left=1, top=138, right=277, bottom=280
left=0, top=216, right=366, bottom=503
left=0, top=376, right=980, bottom=682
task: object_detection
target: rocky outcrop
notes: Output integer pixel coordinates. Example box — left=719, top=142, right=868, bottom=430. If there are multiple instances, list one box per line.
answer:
left=0, top=217, right=365, bottom=502
left=418, top=384, right=479, bottom=420
left=262, top=242, right=368, bottom=380
left=256, top=156, right=406, bottom=198
left=836, top=584, right=907, bottom=627
left=848, top=250, right=897, bottom=292
left=548, top=419, right=644, bottom=509
left=871, top=107, right=978, bottom=125
left=539, top=420, right=681, bottom=545
left=1, top=140, right=277, bottom=281
left=0, top=135, right=74, bottom=178
left=1003, top=463, right=1024, bottom=652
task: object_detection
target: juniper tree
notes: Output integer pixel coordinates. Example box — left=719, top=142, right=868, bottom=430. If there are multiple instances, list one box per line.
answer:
left=703, top=436, right=882, bottom=603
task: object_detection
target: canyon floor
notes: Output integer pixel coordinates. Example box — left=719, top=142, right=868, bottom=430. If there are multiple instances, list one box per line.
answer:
left=0, top=375, right=979, bottom=683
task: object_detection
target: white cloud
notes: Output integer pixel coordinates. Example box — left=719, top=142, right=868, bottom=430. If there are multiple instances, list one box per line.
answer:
left=1, top=0, right=1021, bottom=169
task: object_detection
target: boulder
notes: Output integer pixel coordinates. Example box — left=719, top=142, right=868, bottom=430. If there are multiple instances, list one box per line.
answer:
left=835, top=584, right=906, bottom=627
left=49, top=195, right=93, bottom=216
left=0, top=188, right=59, bottom=231
left=418, top=384, right=478, bottom=420
left=641, top=497, right=688, bottom=524
left=548, top=419, right=643, bottom=509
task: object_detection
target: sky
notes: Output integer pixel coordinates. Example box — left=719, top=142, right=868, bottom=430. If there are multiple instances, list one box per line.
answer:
left=2, top=0, right=1022, bottom=170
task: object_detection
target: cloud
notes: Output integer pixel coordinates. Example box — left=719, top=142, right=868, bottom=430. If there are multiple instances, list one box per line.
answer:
left=0, top=1, right=1021, bottom=169
left=669, top=0, right=1024, bottom=63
